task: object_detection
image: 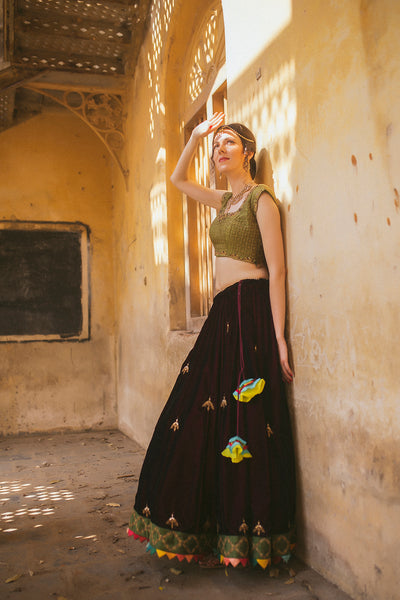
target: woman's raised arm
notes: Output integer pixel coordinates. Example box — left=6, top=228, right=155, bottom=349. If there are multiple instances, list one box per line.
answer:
left=170, top=113, right=226, bottom=210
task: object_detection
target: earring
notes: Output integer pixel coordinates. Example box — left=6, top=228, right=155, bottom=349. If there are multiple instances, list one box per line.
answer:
left=243, top=154, right=249, bottom=171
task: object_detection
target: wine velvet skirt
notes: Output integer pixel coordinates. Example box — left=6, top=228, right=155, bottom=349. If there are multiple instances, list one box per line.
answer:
left=128, top=279, right=296, bottom=568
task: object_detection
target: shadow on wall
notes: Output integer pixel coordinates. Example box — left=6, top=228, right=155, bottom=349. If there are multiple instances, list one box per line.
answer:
left=230, top=54, right=297, bottom=207
left=255, top=147, right=274, bottom=190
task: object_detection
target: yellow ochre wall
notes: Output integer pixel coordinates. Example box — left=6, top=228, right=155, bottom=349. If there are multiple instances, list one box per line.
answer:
left=115, top=1, right=399, bottom=599
left=0, top=110, right=117, bottom=433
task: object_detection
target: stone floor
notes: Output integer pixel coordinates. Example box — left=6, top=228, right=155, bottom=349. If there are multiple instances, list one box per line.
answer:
left=0, top=430, right=352, bottom=600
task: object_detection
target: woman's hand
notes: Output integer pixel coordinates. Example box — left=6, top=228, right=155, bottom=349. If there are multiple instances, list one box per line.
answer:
left=192, top=112, right=225, bottom=139
left=277, top=337, right=294, bottom=383
left=170, top=111, right=225, bottom=209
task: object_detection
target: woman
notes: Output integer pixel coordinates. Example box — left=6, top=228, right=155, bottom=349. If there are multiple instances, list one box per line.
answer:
left=128, top=113, right=296, bottom=569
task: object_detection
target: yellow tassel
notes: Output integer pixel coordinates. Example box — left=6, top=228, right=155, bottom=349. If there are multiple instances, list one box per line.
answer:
left=257, top=558, right=271, bottom=569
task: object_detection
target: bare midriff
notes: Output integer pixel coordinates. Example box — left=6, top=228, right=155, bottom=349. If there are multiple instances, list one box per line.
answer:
left=214, top=256, right=269, bottom=295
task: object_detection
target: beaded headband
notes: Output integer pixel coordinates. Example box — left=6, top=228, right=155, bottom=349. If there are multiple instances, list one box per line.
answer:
left=214, top=125, right=256, bottom=146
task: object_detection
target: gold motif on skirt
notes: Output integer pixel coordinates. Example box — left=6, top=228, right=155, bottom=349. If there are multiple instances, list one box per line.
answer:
left=203, top=519, right=211, bottom=531
left=253, top=521, right=266, bottom=536
left=202, top=398, right=215, bottom=412
left=170, top=418, right=180, bottom=431
left=142, top=505, right=151, bottom=517
left=239, top=519, right=249, bottom=535
left=220, top=395, right=227, bottom=408
left=166, top=513, right=179, bottom=529
left=181, top=363, right=189, bottom=374
left=266, top=424, right=274, bottom=438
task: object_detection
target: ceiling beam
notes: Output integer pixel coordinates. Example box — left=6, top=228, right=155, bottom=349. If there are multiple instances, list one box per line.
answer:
left=26, top=70, right=128, bottom=94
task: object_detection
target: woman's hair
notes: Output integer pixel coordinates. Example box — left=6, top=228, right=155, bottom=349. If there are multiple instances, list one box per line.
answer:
left=213, top=123, right=257, bottom=179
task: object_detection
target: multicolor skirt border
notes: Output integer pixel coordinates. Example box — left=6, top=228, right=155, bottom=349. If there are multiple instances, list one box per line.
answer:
left=128, top=509, right=295, bottom=568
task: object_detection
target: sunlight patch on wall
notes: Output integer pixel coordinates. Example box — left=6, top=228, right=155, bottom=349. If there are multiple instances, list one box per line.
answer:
left=222, top=0, right=292, bottom=85
left=150, top=147, right=168, bottom=266
left=231, top=59, right=296, bottom=205
left=150, top=183, right=168, bottom=266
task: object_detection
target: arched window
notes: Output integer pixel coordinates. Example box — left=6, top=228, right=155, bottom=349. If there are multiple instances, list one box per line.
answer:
left=181, top=4, right=226, bottom=331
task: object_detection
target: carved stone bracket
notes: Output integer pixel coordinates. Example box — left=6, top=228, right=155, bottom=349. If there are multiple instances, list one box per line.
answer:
left=26, top=85, right=129, bottom=189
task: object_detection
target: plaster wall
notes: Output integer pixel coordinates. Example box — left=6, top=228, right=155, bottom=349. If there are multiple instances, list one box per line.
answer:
left=223, top=1, right=400, bottom=599
left=0, top=110, right=117, bottom=434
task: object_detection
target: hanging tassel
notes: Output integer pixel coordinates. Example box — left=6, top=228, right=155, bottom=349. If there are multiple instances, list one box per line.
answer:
left=221, top=435, right=252, bottom=463
left=233, top=378, right=265, bottom=403
left=222, top=282, right=265, bottom=462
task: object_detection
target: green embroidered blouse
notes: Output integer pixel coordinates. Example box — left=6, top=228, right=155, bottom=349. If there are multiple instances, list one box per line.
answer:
left=209, top=184, right=276, bottom=268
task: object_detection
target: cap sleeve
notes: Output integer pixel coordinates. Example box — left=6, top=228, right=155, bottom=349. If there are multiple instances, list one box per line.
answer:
left=250, top=184, right=277, bottom=215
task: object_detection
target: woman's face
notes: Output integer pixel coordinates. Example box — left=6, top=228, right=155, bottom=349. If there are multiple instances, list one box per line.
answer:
left=212, top=130, right=247, bottom=175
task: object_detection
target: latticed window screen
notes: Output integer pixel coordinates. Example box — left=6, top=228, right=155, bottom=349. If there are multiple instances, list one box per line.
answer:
left=179, top=2, right=226, bottom=326
left=184, top=83, right=227, bottom=322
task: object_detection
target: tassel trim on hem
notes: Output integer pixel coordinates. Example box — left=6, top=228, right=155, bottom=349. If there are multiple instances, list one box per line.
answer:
left=128, top=527, right=293, bottom=569
left=127, top=529, right=201, bottom=563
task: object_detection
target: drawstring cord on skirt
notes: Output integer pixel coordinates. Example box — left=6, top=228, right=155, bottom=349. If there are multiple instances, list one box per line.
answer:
left=221, top=280, right=264, bottom=463
left=237, top=281, right=244, bottom=437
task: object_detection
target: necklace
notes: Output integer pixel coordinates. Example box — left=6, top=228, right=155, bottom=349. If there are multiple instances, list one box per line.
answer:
left=225, top=182, right=255, bottom=212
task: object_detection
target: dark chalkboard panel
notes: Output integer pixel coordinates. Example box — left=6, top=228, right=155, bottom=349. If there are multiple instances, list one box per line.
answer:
left=0, top=223, right=90, bottom=341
